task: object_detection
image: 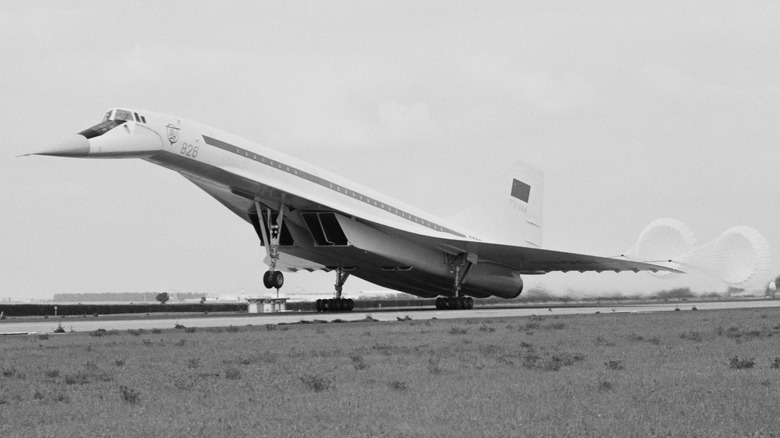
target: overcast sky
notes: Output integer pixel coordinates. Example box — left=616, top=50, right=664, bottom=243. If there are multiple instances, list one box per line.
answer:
left=2, top=1, right=778, bottom=300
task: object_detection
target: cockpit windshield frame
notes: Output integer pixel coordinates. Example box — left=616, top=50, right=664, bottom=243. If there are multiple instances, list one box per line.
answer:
left=114, top=109, right=134, bottom=122
left=78, top=119, right=126, bottom=139
left=82, top=109, right=141, bottom=139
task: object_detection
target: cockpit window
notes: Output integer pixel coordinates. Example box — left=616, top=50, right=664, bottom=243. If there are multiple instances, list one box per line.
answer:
left=114, top=109, right=134, bottom=122
left=80, top=109, right=135, bottom=139
left=79, top=120, right=125, bottom=138
left=78, top=120, right=126, bottom=139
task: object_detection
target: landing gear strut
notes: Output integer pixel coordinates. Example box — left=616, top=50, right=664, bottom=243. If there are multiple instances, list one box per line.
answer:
left=316, top=268, right=354, bottom=312
left=255, top=201, right=285, bottom=291
left=436, top=252, right=478, bottom=310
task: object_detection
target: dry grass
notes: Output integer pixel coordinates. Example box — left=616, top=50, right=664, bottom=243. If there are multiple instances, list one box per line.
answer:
left=1, top=307, right=780, bottom=436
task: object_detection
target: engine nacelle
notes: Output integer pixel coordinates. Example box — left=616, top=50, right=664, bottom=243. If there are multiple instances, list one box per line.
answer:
left=463, top=263, right=524, bottom=299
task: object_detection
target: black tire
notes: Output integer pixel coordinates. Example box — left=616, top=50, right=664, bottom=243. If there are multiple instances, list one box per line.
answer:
left=271, top=271, right=284, bottom=289
left=466, top=297, right=474, bottom=309
left=263, top=271, right=273, bottom=289
left=315, top=299, right=323, bottom=312
left=435, top=297, right=442, bottom=309
left=346, top=299, right=354, bottom=311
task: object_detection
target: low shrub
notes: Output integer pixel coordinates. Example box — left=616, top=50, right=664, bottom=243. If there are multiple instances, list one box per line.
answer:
left=224, top=368, right=241, bottom=380
left=299, top=374, right=332, bottom=392
left=729, top=356, right=755, bottom=370
left=598, top=380, right=615, bottom=391
left=350, top=355, right=368, bottom=370
left=680, top=331, right=702, bottom=342
left=2, top=367, right=24, bottom=378
left=389, top=380, right=408, bottom=390
left=427, top=356, right=443, bottom=374
left=119, top=385, right=140, bottom=404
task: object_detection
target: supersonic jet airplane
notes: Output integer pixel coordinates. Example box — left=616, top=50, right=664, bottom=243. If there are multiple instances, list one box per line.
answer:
left=34, top=108, right=676, bottom=311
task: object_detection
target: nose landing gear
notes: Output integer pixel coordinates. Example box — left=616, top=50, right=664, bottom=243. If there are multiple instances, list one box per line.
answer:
left=263, top=270, right=284, bottom=289
left=255, top=201, right=286, bottom=292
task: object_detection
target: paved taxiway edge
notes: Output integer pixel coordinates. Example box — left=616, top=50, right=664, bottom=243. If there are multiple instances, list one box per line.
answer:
left=2, top=299, right=780, bottom=335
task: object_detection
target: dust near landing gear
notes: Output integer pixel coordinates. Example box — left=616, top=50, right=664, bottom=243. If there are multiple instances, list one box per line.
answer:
left=315, top=298, right=355, bottom=312
left=263, top=270, right=284, bottom=289
left=435, top=296, right=474, bottom=310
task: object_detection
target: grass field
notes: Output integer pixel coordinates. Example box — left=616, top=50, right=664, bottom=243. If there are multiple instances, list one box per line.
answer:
left=2, top=307, right=780, bottom=437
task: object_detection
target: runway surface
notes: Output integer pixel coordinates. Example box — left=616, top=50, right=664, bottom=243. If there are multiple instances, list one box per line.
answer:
left=2, top=299, right=779, bottom=335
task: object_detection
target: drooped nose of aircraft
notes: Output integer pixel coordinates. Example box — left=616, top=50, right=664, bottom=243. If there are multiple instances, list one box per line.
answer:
left=34, top=134, right=90, bottom=157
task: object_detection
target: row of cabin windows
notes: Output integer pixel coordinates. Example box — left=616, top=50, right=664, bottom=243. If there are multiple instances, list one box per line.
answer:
left=227, top=142, right=448, bottom=234
left=327, top=183, right=443, bottom=231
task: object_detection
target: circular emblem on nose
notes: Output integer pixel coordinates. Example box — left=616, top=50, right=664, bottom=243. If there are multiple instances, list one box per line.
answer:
left=166, top=124, right=180, bottom=144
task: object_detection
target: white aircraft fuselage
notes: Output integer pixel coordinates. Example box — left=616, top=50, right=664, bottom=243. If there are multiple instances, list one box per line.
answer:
left=37, top=108, right=675, bottom=308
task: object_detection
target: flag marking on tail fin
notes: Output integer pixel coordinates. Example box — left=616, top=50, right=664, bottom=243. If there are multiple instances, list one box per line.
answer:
left=511, top=179, right=531, bottom=203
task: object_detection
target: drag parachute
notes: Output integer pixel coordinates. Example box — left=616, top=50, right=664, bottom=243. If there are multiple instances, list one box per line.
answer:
left=625, top=219, right=770, bottom=286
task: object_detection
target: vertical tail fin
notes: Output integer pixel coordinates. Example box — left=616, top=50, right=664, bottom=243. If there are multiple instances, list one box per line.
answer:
left=449, top=161, right=543, bottom=247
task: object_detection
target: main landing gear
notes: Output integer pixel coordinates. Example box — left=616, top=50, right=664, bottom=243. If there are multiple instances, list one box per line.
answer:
left=435, top=296, right=474, bottom=310
left=316, top=268, right=354, bottom=312
left=315, top=297, right=354, bottom=312
left=436, top=252, right=478, bottom=310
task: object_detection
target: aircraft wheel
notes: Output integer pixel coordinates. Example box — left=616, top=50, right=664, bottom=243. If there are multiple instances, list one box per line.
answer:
left=458, top=297, right=467, bottom=309
left=263, top=271, right=273, bottom=289
left=347, top=299, right=354, bottom=311
left=435, top=297, right=442, bottom=309
left=315, top=299, right=323, bottom=312
left=466, top=297, right=474, bottom=309
left=270, top=271, right=284, bottom=289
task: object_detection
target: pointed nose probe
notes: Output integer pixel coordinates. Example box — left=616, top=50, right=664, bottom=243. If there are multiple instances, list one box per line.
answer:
left=34, top=135, right=90, bottom=157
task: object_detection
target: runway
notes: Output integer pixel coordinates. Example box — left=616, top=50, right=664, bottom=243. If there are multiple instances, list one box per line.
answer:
left=2, top=299, right=779, bottom=335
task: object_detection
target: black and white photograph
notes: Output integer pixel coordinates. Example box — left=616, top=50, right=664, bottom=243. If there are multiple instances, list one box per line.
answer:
left=1, top=1, right=779, bottom=436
